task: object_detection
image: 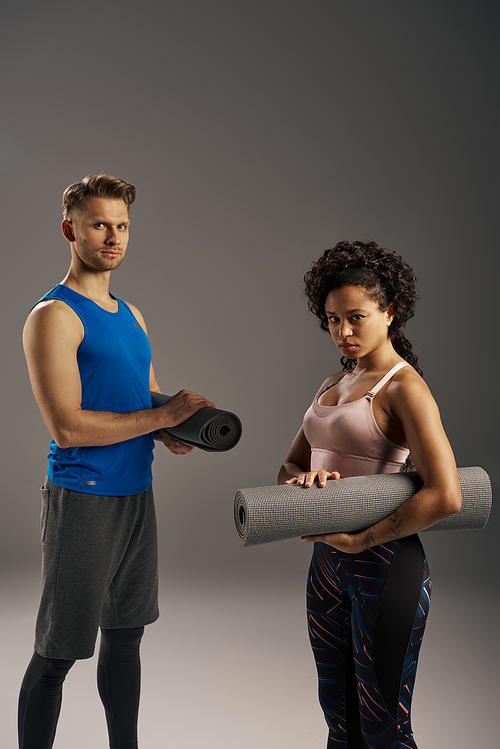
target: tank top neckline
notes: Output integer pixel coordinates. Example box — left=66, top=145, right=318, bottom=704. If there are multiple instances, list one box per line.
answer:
left=56, top=283, right=121, bottom=315
left=316, top=361, right=410, bottom=409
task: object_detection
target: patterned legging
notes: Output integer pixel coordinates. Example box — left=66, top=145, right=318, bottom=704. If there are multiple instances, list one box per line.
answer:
left=307, top=535, right=431, bottom=749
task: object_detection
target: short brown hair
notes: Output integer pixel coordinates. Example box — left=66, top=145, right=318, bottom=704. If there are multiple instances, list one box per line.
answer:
left=62, top=173, right=136, bottom=219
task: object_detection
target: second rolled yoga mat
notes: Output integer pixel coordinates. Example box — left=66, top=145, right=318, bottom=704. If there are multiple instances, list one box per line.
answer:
left=151, top=391, right=242, bottom=451
left=234, top=466, right=491, bottom=547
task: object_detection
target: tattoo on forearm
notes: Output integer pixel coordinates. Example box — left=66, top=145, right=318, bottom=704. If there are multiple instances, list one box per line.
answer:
left=362, top=527, right=376, bottom=550
left=388, top=508, right=402, bottom=540
left=362, top=508, right=401, bottom=551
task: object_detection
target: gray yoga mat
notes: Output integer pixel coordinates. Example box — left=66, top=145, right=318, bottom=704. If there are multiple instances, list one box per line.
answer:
left=234, top=466, right=491, bottom=547
left=151, top=391, right=242, bottom=452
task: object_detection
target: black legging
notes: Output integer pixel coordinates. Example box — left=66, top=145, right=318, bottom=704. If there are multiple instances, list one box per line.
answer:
left=18, top=626, right=144, bottom=749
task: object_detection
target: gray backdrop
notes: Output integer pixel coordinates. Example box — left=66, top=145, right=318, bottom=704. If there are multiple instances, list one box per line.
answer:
left=1, top=1, right=498, bottom=747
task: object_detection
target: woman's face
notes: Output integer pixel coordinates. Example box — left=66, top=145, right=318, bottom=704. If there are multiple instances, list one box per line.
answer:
left=324, top=285, right=394, bottom=361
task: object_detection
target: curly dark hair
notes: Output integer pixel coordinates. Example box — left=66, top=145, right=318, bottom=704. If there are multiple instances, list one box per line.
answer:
left=304, top=240, right=422, bottom=376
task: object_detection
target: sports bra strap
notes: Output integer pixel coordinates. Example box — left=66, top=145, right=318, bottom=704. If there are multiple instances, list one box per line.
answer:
left=366, top=362, right=410, bottom=398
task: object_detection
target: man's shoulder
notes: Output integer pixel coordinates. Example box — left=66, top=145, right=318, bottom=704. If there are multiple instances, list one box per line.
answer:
left=27, top=295, right=80, bottom=324
left=24, top=296, right=84, bottom=349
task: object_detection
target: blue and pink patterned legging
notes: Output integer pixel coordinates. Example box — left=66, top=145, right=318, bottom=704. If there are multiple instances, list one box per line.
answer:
left=307, top=534, right=431, bottom=749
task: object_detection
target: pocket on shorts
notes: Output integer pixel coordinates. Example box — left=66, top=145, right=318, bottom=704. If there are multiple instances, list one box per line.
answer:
left=40, top=479, right=50, bottom=543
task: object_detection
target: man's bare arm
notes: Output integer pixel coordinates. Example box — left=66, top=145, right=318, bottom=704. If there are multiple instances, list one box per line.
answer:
left=23, top=300, right=213, bottom=448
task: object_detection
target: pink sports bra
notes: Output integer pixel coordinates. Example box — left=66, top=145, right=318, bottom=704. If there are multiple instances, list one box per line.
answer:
left=302, top=362, right=410, bottom=478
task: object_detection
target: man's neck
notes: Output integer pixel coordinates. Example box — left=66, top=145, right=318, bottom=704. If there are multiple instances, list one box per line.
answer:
left=60, top=263, right=117, bottom=312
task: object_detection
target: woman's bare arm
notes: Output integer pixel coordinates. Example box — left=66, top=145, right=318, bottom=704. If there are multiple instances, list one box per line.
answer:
left=302, top=373, right=462, bottom=551
left=278, top=426, right=313, bottom=484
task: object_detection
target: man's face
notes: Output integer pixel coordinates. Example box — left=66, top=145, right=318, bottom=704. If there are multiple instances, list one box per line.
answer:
left=64, top=196, right=130, bottom=272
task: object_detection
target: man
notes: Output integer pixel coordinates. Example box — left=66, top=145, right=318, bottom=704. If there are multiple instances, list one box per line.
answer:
left=19, top=174, right=214, bottom=749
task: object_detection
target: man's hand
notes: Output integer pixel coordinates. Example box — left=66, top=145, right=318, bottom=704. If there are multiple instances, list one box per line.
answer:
left=156, top=389, right=215, bottom=429
left=156, top=428, right=195, bottom=455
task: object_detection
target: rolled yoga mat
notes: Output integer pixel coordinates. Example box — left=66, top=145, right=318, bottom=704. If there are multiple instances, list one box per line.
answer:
left=234, top=466, right=491, bottom=547
left=151, top=391, right=242, bottom=452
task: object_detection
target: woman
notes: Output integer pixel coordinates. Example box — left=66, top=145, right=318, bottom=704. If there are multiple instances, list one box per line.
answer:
left=278, top=241, right=461, bottom=749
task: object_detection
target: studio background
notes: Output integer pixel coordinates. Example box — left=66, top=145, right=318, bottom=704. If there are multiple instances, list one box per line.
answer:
left=1, top=1, right=498, bottom=746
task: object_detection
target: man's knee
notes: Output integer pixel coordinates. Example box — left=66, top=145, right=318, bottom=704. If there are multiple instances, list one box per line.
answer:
left=21, top=652, right=75, bottom=691
left=98, top=627, right=144, bottom=665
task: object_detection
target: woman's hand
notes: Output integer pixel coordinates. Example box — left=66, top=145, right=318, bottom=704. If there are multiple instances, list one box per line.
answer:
left=301, top=529, right=370, bottom=554
left=285, top=470, right=340, bottom=488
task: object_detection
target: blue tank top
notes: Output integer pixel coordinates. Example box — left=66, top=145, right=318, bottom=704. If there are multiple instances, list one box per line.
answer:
left=34, top=285, right=155, bottom=495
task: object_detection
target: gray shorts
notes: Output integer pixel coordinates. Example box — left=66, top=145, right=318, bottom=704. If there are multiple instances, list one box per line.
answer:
left=35, top=478, right=159, bottom=660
